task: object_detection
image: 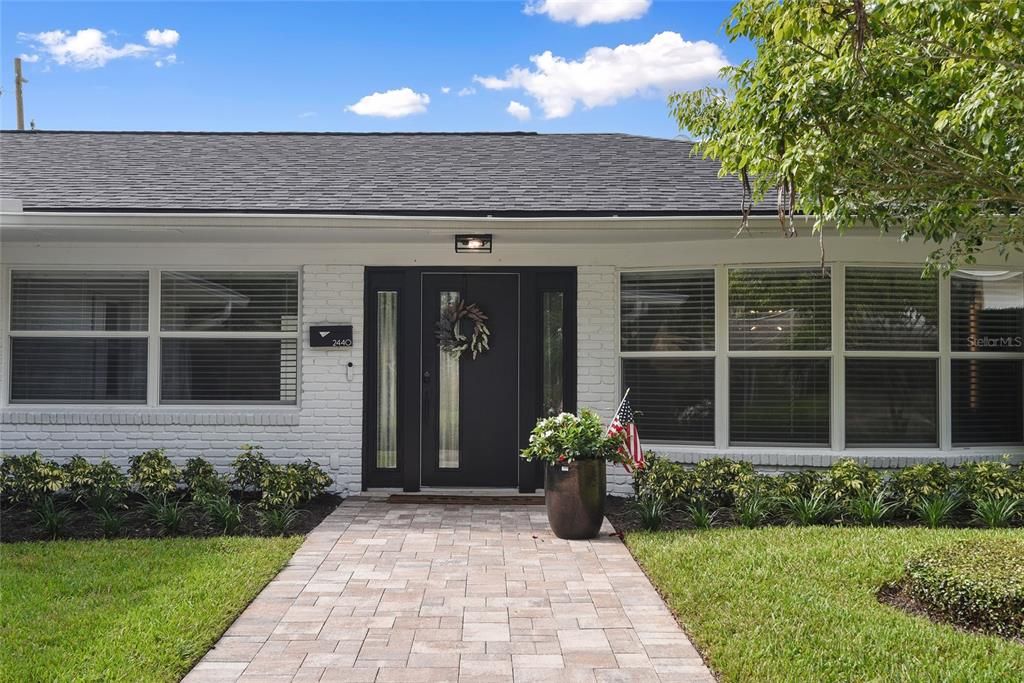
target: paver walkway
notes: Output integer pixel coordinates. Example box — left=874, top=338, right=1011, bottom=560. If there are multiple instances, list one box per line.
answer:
left=185, top=497, right=714, bottom=683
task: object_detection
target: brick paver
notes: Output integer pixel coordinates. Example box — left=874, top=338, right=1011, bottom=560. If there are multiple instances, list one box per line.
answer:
left=184, top=498, right=714, bottom=683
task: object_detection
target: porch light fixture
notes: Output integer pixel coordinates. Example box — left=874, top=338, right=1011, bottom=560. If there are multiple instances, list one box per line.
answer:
left=455, top=234, right=493, bottom=254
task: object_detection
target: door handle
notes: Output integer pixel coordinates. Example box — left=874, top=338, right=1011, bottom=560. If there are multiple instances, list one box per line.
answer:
left=423, top=370, right=431, bottom=384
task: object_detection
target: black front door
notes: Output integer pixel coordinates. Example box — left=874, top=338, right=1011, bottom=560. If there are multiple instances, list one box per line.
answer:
left=421, top=273, right=519, bottom=487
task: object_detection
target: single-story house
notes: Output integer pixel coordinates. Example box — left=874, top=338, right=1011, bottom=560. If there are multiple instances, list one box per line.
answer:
left=1, top=130, right=1021, bottom=495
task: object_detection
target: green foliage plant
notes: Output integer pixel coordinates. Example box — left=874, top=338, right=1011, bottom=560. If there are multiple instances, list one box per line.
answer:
left=142, top=495, right=184, bottom=536
left=520, top=409, right=627, bottom=466
left=95, top=507, right=125, bottom=538
left=688, top=502, right=717, bottom=530
left=258, top=505, right=301, bottom=536
left=847, top=489, right=899, bottom=527
left=782, top=491, right=836, bottom=526
left=182, top=457, right=230, bottom=503
left=735, top=492, right=773, bottom=529
left=1, top=452, right=66, bottom=506
left=971, top=495, right=1020, bottom=529
left=914, top=493, right=962, bottom=528
left=232, top=444, right=271, bottom=493
left=33, top=496, right=74, bottom=539
left=820, top=458, right=881, bottom=503
left=203, top=495, right=244, bottom=535
left=128, top=449, right=180, bottom=497
left=889, top=462, right=953, bottom=511
left=631, top=493, right=670, bottom=531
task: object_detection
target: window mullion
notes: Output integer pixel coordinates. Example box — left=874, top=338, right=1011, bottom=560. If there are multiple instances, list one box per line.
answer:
left=939, top=272, right=952, bottom=451
left=148, top=270, right=160, bottom=407
left=832, top=264, right=845, bottom=451
left=714, top=265, right=728, bottom=449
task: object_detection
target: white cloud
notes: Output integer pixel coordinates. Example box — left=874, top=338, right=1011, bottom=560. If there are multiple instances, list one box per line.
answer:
left=524, top=0, right=650, bottom=25
left=18, top=53, right=40, bottom=63
left=506, top=100, right=532, bottom=121
left=154, top=54, right=177, bottom=68
left=457, top=86, right=476, bottom=96
left=440, top=86, right=451, bottom=94
left=298, top=111, right=317, bottom=119
left=347, top=87, right=430, bottom=118
left=145, top=28, right=179, bottom=48
left=18, top=28, right=152, bottom=68
left=473, top=31, right=728, bottom=119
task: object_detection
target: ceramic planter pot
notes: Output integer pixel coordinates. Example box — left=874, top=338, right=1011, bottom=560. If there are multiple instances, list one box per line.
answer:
left=545, top=459, right=606, bottom=540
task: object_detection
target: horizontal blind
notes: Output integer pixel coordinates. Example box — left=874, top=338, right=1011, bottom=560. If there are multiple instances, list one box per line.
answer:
left=622, top=358, right=714, bottom=444
left=729, top=267, right=831, bottom=350
left=10, top=337, right=147, bottom=403
left=729, top=358, right=830, bottom=445
left=161, top=271, right=298, bottom=332
left=10, top=271, right=148, bottom=331
left=620, top=271, right=714, bottom=352
left=950, top=270, right=1024, bottom=353
left=952, top=359, right=1023, bottom=445
left=160, top=339, right=297, bottom=403
left=846, top=359, right=937, bottom=446
left=846, top=268, right=938, bottom=351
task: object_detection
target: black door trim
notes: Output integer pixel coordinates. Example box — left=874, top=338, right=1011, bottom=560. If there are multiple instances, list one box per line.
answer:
left=362, top=266, right=577, bottom=492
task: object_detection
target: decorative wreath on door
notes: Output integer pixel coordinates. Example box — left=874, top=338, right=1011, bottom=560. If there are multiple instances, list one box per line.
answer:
left=435, top=300, right=490, bottom=360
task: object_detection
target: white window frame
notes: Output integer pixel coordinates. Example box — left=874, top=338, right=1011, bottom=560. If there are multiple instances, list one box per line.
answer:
left=617, top=262, right=1024, bottom=453
left=2, top=265, right=302, bottom=410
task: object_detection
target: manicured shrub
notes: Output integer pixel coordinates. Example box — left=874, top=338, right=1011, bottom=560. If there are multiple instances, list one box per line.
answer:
left=258, top=460, right=332, bottom=509
left=631, top=493, right=669, bottom=531
left=888, top=462, right=953, bottom=510
left=903, top=539, right=1024, bottom=639
left=913, top=492, right=962, bottom=528
left=633, top=455, right=691, bottom=506
left=84, top=460, right=130, bottom=512
left=182, top=457, right=230, bottom=502
left=690, top=458, right=755, bottom=508
left=128, top=449, right=180, bottom=496
left=232, top=444, right=271, bottom=493
left=771, top=469, right=823, bottom=499
left=819, top=458, right=881, bottom=503
left=952, top=459, right=1021, bottom=500
left=61, top=456, right=95, bottom=504
left=971, top=495, right=1020, bottom=529
left=1, top=452, right=66, bottom=506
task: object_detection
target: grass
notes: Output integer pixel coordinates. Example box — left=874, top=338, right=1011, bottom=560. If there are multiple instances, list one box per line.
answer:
left=626, top=527, right=1024, bottom=682
left=0, top=536, right=302, bottom=683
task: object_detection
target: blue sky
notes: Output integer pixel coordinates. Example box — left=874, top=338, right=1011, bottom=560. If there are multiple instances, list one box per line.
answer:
left=0, top=1, right=749, bottom=137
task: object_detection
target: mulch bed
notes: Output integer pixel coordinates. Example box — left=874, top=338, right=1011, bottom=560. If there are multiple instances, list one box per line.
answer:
left=877, top=582, right=1024, bottom=645
left=0, top=492, right=342, bottom=543
left=605, top=495, right=707, bottom=533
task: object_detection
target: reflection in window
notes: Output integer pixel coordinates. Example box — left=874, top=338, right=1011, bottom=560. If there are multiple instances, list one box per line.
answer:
left=952, top=359, right=1023, bottom=445
left=729, top=358, right=830, bottom=445
left=846, top=359, right=937, bottom=446
left=376, top=291, right=399, bottom=469
left=729, top=268, right=831, bottom=351
left=161, top=339, right=297, bottom=403
left=623, top=358, right=714, bottom=444
left=161, top=271, right=298, bottom=332
left=846, top=268, right=938, bottom=351
left=11, top=271, right=149, bottom=332
left=621, top=271, right=714, bottom=352
left=11, top=338, right=147, bottom=403
left=542, top=292, right=564, bottom=416
left=951, top=271, right=1024, bottom=353
left=438, top=291, right=460, bottom=468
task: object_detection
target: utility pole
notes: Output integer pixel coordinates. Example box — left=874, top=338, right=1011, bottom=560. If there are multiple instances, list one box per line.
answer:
left=14, top=57, right=27, bottom=130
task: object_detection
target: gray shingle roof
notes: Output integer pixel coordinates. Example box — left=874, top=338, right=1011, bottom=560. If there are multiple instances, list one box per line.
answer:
left=0, top=131, right=770, bottom=216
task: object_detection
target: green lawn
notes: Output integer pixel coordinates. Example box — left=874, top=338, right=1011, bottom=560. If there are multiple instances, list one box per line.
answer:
left=0, top=536, right=302, bottom=683
left=627, top=527, right=1024, bottom=683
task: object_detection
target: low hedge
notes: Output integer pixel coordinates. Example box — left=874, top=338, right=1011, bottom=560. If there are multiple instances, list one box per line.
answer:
left=903, top=539, right=1024, bottom=639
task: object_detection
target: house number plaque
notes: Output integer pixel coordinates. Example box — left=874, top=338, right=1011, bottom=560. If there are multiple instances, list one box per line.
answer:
left=309, top=325, right=353, bottom=348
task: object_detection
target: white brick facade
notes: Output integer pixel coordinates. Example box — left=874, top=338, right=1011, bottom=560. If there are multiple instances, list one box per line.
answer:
left=0, top=265, right=365, bottom=495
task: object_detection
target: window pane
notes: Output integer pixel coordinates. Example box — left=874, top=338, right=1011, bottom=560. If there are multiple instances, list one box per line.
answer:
left=623, top=358, right=714, bottom=444
left=729, top=267, right=831, bottom=351
left=729, top=359, right=830, bottom=445
left=10, top=337, right=147, bottom=403
left=621, top=271, right=714, bottom=352
left=11, top=271, right=148, bottom=331
left=376, top=291, right=399, bottom=469
left=846, top=268, right=938, bottom=351
left=951, top=271, right=1024, bottom=353
left=952, top=359, right=1023, bottom=445
left=161, top=272, right=298, bottom=332
left=438, top=291, right=460, bottom=468
left=161, top=339, right=297, bottom=403
left=542, top=292, right=565, bottom=417
left=846, top=359, right=937, bottom=446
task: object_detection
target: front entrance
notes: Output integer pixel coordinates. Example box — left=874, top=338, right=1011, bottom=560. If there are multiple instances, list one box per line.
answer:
left=363, top=267, right=576, bottom=492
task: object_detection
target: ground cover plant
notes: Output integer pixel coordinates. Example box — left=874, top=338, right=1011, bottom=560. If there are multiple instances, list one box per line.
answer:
left=627, top=527, right=1024, bottom=682
left=0, top=445, right=340, bottom=542
left=0, top=536, right=301, bottom=682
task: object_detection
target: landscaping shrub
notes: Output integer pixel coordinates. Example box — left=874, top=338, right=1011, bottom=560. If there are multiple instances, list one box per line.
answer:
left=128, top=449, right=180, bottom=496
left=781, top=491, right=837, bottom=526
left=903, top=539, right=1024, bottom=639
left=258, top=460, right=332, bottom=509
left=630, top=493, right=669, bottom=531
left=232, top=444, right=271, bottom=493
left=914, top=493, right=962, bottom=528
left=819, top=458, right=881, bottom=503
left=952, top=459, right=1022, bottom=500
left=687, top=502, right=717, bottom=530
left=33, top=497, right=73, bottom=539
left=258, top=505, right=302, bottom=536
left=690, top=458, right=755, bottom=508
left=847, top=489, right=898, bottom=526
left=1, top=452, right=65, bottom=506
left=972, top=496, right=1020, bottom=529
left=735, top=492, right=773, bottom=528
left=889, top=462, right=953, bottom=509
left=202, top=495, right=244, bottom=535
left=182, top=457, right=230, bottom=502
left=95, top=507, right=125, bottom=538
left=142, top=495, right=185, bottom=535
left=61, top=456, right=95, bottom=504
left=633, top=454, right=691, bottom=505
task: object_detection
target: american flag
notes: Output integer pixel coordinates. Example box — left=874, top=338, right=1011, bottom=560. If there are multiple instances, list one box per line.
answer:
left=608, top=391, right=644, bottom=470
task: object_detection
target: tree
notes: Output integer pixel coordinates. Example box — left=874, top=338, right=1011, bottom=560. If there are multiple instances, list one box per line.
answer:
left=671, top=0, right=1023, bottom=274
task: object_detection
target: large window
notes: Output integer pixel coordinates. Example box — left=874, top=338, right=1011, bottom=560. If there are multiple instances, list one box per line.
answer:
left=9, top=271, right=149, bottom=403
left=7, top=269, right=299, bottom=405
left=950, top=270, right=1024, bottom=445
left=618, top=264, right=1022, bottom=450
left=845, top=268, right=939, bottom=446
left=620, top=271, right=715, bottom=444
left=728, top=268, right=831, bottom=445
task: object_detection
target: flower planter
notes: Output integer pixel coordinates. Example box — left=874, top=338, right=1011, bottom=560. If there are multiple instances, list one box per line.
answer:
left=545, top=459, right=606, bottom=540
